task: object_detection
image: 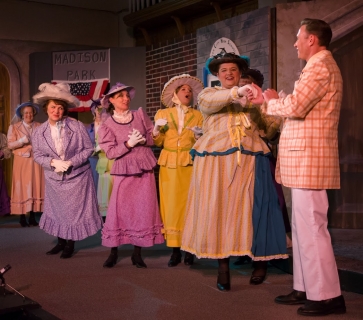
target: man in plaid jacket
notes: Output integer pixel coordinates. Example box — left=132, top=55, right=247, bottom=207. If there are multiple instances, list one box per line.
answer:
left=262, top=19, right=345, bottom=316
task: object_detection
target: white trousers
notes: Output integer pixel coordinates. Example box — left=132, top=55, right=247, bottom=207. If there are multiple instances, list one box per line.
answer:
left=291, top=188, right=341, bottom=301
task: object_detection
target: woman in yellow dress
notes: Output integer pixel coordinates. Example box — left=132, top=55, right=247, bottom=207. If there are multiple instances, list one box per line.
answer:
left=153, top=74, right=203, bottom=267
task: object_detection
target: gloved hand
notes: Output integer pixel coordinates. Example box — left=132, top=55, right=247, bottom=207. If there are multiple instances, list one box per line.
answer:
left=19, top=136, right=29, bottom=145
left=94, top=145, right=101, bottom=153
left=186, top=126, right=203, bottom=139
left=238, top=84, right=258, bottom=98
left=127, top=129, right=145, bottom=148
left=153, top=118, right=168, bottom=136
left=51, top=159, right=70, bottom=173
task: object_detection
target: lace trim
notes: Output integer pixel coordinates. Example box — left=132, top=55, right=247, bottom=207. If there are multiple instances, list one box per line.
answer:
left=112, top=110, right=132, bottom=123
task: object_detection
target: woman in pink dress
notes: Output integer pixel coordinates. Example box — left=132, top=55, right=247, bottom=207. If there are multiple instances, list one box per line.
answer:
left=7, top=102, right=44, bottom=227
left=98, top=83, right=164, bottom=269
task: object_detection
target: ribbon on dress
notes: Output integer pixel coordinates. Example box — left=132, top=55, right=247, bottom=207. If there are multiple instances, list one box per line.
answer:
left=227, top=106, right=251, bottom=166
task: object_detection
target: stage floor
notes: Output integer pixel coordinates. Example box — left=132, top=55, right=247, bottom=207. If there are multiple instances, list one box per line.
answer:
left=1, top=214, right=363, bottom=320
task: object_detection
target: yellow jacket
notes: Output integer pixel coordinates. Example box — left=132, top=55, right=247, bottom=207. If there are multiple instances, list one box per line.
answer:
left=153, top=107, right=203, bottom=168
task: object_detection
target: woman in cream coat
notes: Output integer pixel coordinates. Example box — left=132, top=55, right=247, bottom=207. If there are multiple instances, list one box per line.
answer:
left=7, top=102, right=44, bottom=227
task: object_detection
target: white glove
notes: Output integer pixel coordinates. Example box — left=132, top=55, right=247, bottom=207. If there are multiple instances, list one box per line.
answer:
left=238, top=84, right=258, bottom=98
left=278, top=90, right=287, bottom=98
left=153, top=118, right=168, bottom=136
left=94, top=145, right=101, bottom=152
left=19, top=136, right=29, bottom=145
left=186, top=126, right=203, bottom=140
left=127, top=129, right=145, bottom=148
left=51, top=159, right=70, bottom=173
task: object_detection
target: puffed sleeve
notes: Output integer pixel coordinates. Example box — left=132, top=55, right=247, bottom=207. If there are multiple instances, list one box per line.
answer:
left=32, top=126, right=53, bottom=169
left=152, top=109, right=166, bottom=147
left=198, top=86, right=239, bottom=115
left=67, top=121, right=94, bottom=169
left=7, top=125, right=24, bottom=150
left=98, top=123, right=131, bottom=160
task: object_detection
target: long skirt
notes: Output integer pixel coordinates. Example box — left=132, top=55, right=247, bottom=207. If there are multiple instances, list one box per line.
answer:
left=159, top=165, right=193, bottom=247
left=11, top=155, right=44, bottom=214
left=40, top=168, right=102, bottom=241
left=181, top=151, right=288, bottom=260
left=102, top=171, right=164, bottom=248
left=89, top=156, right=99, bottom=189
left=96, top=154, right=114, bottom=217
left=0, top=162, right=10, bottom=216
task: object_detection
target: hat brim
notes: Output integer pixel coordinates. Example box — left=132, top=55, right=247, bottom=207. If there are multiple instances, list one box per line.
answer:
left=33, top=84, right=80, bottom=109
left=15, top=102, right=40, bottom=118
left=208, top=57, right=248, bottom=76
left=161, top=74, right=204, bottom=108
left=101, top=86, right=135, bottom=108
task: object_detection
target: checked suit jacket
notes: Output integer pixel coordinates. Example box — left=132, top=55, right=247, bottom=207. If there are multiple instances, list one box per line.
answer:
left=266, top=50, right=343, bottom=190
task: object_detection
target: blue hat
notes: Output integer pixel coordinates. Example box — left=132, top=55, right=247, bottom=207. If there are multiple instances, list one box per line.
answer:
left=15, top=102, right=40, bottom=119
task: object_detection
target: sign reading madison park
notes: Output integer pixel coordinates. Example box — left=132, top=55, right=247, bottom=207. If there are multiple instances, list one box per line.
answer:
left=52, top=49, right=110, bottom=81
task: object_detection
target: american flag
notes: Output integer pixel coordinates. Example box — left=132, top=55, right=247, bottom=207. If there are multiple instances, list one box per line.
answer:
left=52, top=78, right=109, bottom=112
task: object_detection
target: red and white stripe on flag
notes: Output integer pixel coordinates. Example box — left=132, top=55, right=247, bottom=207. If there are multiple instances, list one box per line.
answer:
left=51, top=78, right=109, bottom=112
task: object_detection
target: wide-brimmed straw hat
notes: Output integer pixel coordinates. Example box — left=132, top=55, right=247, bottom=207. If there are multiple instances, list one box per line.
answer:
left=15, top=101, right=40, bottom=118
left=161, top=74, right=204, bottom=108
left=32, top=82, right=80, bottom=108
left=100, top=83, right=135, bottom=108
left=208, top=52, right=249, bottom=76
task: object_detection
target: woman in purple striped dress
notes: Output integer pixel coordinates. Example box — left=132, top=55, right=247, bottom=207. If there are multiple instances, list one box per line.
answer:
left=32, top=83, right=103, bottom=259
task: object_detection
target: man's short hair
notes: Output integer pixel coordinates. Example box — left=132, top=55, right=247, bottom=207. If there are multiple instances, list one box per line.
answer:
left=301, top=18, right=332, bottom=48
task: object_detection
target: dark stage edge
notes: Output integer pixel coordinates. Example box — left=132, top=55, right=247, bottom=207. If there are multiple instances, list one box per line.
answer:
left=0, top=288, right=60, bottom=320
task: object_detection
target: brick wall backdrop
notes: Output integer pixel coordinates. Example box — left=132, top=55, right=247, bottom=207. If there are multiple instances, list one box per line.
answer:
left=145, top=34, right=198, bottom=189
left=145, top=34, right=197, bottom=121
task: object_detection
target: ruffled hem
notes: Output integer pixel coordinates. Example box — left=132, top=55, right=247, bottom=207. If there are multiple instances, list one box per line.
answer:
left=190, top=146, right=270, bottom=161
left=162, top=228, right=182, bottom=235
left=102, top=224, right=164, bottom=247
left=181, top=246, right=289, bottom=261
left=10, top=198, right=44, bottom=214
left=111, top=154, right=157, bottom=176
left=40, top=215, right=103, bottom=241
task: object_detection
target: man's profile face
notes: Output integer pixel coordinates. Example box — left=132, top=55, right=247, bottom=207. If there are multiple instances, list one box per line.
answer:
left=294, top=25, right=310, bottom=60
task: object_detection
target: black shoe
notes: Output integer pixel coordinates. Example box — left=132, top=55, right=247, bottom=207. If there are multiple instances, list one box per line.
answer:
left=217, top=271, right=230, bottom=291
left=103, top=252, right=118, bottom=268
left=297, top=295, right=346, bottom=316
left=184, top=252, right=194, bottom=266
left=28, top=212, right=39, bottom=226
left=250, top=261, right=267, bottom=285
left=168, top=252, right=182, bottom=267
left=275, top=290, right=307, bottom=305
left=60, top=245, right=74, bottom=259
left=233, top=256, right=252, bottom=266
left=250, top=274, right=266, bottom=285
left=46, top=243, right=66, bottom=255
left=19, top=214, right=29, bottom=227
left=131, top=254, right=147, bottom=268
